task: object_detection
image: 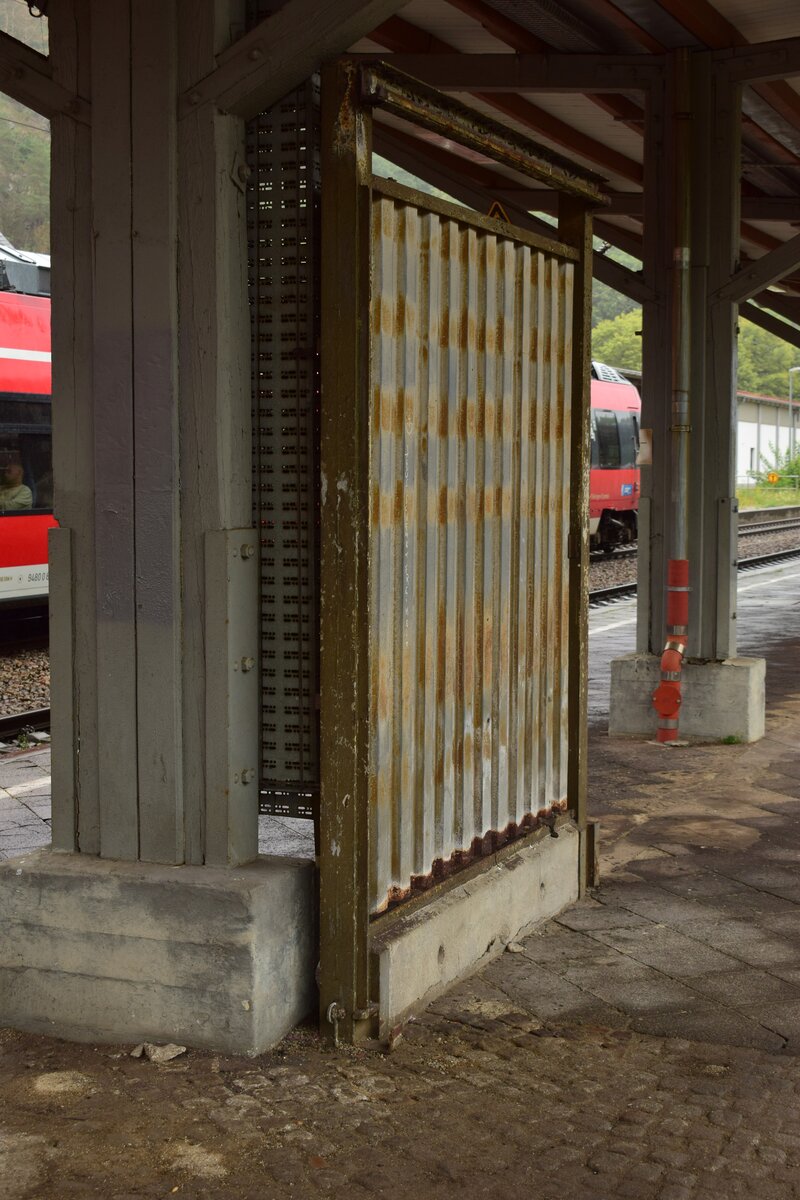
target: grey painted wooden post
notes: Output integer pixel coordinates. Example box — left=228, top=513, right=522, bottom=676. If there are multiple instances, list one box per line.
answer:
left=48, top=0, right=257, bottom=866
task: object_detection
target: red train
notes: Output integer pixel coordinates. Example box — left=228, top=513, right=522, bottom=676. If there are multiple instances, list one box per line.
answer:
left=0, top=303, right=641, bottom=605
left=0, top=289, right=55, bottom=604
left=589, top=361, right=641, bottom=553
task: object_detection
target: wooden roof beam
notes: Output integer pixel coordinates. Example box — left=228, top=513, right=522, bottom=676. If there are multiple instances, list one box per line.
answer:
left=378, top=52, right=662, bottom=93
left=741, top=301, right=800, bottom=351
left=656, top=0, right=800, bottom=149
left=177, top=0, right=409, bottom=120
left=716, top=36, right=800, bottom=83
left=716, top=231, right=800, bottom=304
left=0, top=29, right=88, bottom=121
left=371, top=17, right=643, bottom=183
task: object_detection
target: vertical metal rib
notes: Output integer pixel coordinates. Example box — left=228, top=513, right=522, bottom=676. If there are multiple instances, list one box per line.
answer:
left=369, top=195, right=575, bottom=912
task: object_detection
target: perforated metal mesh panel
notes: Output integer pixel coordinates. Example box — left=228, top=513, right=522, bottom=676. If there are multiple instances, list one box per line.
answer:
left=246, top=56, right=320, bottom=819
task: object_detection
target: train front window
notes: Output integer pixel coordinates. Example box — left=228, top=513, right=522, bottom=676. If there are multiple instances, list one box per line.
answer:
left=595, top=408, right=621, bottom=469
left=0, top=395, right=52, bottom=515
left=617, top=411, right=639, bottom=469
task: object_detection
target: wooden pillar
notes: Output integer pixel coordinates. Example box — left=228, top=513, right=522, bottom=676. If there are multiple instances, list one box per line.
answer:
left=688, top=55, right=740, bottom=661
left=48, top=0, right=257, bottom=866
left=639, top=52, right=740, bottom=662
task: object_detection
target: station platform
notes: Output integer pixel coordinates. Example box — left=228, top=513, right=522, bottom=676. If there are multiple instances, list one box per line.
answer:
left=1, top=557, right=800, bottom=1198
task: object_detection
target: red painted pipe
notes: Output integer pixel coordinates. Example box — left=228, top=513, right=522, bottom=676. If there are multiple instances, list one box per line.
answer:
left=653, top=559, right=689, bottom=743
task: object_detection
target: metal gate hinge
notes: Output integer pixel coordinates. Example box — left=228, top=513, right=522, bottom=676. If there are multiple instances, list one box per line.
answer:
left=326, top=1001, right=346, bottom=1049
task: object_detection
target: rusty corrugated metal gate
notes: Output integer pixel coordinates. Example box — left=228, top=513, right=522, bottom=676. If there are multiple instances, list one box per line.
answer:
left=369, top=190, right=575, bottom=913
left=319, top=61, right=602, bottom=1041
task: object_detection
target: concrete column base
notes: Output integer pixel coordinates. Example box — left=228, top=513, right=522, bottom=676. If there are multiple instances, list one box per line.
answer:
left=371, top=823, right=580, bottom=1043
left=0, top=850, right=316, bottom=1054
left=609, top=654, right=766, bottom=743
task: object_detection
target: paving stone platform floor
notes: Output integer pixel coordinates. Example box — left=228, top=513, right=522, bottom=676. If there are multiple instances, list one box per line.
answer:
left=1, top=558, right=799, bottom=1197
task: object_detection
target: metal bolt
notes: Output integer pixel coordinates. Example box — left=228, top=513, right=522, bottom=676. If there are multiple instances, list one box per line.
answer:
left=241, top=767, right=256, bottom=785
left=188, top=90, right=201, bottom=106
left=240, top=543, right=255, bottom=559
left=240, top=656, right=255, bottom=673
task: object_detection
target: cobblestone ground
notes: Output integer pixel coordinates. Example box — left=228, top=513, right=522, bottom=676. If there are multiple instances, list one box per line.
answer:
left=3, top=705, right=800, bottom=1199
left=2, top=563, right=800, bottom=1198
left=3, top=1009, right=800, bottom=1200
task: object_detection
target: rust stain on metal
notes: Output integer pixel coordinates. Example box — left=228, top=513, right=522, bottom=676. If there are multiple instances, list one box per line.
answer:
left=368, top=193, right=575, bottom=915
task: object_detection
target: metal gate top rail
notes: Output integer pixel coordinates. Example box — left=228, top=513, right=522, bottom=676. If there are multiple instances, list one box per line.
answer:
left=359, top=62, right=609, bottom=206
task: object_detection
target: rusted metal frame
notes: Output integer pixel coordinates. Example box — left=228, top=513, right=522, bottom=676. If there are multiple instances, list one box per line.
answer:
left=372, top=176, right=580, bottom=263
left=369, top=17, right=644, bottom=183
left=558, top=195, right=592, bottom=894
left=715, top=37, right=800, bottom=82
left=360, top=52, right=662, bottom=93
left=318, top=60, right=376, bottom=1045
left=370, top=813, right=575, bottom=938
left=714, top=231, right=800, bottom=305
left=361, top=63, right=608, bottom=204
left=0, top=29, right=89, bottom=122
left=373, top=129, right=650, bottom=302
left=742, top=301, right=800, bottom=352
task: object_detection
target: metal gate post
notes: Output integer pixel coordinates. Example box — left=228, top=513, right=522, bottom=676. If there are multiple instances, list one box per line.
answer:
left=318, top=61, right=376, bottom=1044
left=559, top=195, right=593, bottom=891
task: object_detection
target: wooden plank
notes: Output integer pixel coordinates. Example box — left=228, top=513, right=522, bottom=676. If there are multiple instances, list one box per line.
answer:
left=131, top=0, right=183, bottom=864
left=364, top=51, right=663, bottom=93
left=178, top=0, right=410, bottom=121
left=319, top=61, right=374, bottom=1044
left=0, top=29, right=89, bottom=121
left=49, top=0, right=100, bottom=854
left=558, top=197, right=591, bottom=894
left=638, top=69, right=670, bottom=657
left=48, top=528, right=75, bottom=851
left=742, top=301, right=800, bottom=351
left=715, top=231, right=800, bottom=305
left=688, top=59, right=741, bottom=661
left=90, top=0, right=139, bottom=861
left=177, top=0, right=255, bottom=866
left=713, top=35, right=800, bottom=83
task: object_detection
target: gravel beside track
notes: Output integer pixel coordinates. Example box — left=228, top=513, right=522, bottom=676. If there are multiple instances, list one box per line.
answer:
left=0, top=647, right=50, bottom=716
left=1, top=525, right=798, bottom=720
left=590, top=524, right=800, bottom=593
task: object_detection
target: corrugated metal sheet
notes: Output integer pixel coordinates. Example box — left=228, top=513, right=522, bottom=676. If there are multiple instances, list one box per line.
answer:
left=369, top=192, right=574, bottom=913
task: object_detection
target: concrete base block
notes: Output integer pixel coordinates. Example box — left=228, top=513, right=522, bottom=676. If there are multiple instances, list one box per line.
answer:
left=0, top=849, right=316, bottom=1054
left=372, top=824, right=580, bottom=1042
left=609, top=654, right=765, bottom=743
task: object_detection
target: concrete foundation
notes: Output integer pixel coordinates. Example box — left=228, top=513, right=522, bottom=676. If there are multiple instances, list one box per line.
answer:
left=0, top=850, right=316, bottom=1054
left=372, top=823, right=580, bottom=1042
left=609, top=654, right=766, bottom=743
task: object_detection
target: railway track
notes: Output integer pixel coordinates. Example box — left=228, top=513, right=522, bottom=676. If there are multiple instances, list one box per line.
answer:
left=0, top=708, right=50, bottom=746
left=590, top=544, right=800, bottom=607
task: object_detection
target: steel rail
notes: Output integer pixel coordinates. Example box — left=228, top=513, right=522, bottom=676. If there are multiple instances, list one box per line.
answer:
left=0, top=707, right=50, bottom=743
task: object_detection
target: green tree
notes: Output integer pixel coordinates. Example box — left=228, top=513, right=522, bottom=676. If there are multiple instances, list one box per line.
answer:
left=591, top=308, right=643, bottom=371
left=0, top=94, right=50, bottom=252
left=736, top=318, right=797, bottom=398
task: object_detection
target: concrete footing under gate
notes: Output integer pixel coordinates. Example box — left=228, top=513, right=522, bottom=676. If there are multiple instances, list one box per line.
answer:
left=0, top=850, right=316, bottom=1054
left=608, top=653, right=766, bottom=743
left=372, top=823, right=580, bottom=1043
